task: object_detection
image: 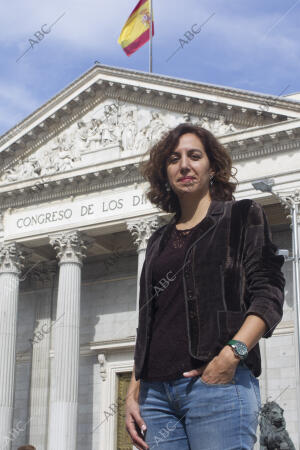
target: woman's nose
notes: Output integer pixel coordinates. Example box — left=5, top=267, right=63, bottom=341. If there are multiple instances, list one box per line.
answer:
left=178, top=156, right=190, bottom=170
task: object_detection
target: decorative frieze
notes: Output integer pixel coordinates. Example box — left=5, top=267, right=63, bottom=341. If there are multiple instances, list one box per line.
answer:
left=0, top=103, right=239, bottom=186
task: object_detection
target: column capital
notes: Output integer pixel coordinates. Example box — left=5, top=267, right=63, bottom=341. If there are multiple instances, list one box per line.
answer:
left=49, top=231, right=92, bottom=266
left=0, top=242, right=26, bottom=275
left=276, top=189, right=300, bottom=224
left=126, top=215, right=166, bottom=252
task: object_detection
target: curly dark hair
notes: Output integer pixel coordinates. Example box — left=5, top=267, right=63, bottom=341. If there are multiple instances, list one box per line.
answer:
left=139, top=122, right=238, bottom=218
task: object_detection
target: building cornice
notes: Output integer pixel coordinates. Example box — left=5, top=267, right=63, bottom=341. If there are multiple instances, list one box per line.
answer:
left=0, top=163, right=142, bottom=209
left=220, top=118, right=300, bottom=158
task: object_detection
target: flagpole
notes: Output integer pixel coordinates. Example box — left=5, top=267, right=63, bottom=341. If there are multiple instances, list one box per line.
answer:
left=149, top=0, right=153, bottom=73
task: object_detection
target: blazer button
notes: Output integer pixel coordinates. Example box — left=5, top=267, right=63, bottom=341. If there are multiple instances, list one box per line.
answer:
left=189, top=311, right=196, bottom=319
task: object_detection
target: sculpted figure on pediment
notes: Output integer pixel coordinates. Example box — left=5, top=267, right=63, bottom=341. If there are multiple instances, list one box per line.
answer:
left=1, top=154, right=41, bottom=183
left=85, top=118, right=102, bottom=149
left=121, top=110, right=137, bottom=151
left=51, top=133, right=81, bottom=171
left=145, top=112, right=166, bottom=145
left=39, top=148, right=56, bottom=176
left=100, top=109, right=118, bottom=145
left=73, top=103, right=122, bottom=152
left=201, top=116, right=237, bottom=135
left=77, top=120, right=89, bottom=145
left=104, top=102, right=121, bottom=125
left=88, top=118, right=100, bottom=137
left=211, top=116, right=237, bottom=135
left=1, top=169, right=17, bottom=183
left=133, top=127, right=151, bottom=153
left=0, top=130, right=83, bottom=184
left=185, top=114, right=237, bottom=135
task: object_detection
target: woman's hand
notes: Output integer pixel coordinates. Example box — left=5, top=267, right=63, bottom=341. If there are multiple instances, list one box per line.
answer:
left=182, top=345, right=240, bottom=384
left=125, top=396, right=149, bottom=450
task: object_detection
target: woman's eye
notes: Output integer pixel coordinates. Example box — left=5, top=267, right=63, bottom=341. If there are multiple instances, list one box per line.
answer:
left=168, top=153, right=201, bottom=163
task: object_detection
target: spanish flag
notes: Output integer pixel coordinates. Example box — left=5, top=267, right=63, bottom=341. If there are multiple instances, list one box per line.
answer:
left=118, top=0, right=154, bottom=56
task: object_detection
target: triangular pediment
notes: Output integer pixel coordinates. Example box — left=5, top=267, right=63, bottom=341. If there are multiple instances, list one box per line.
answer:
left=1, top=64, right=300, bottom=190
left=0, top=98, right=244, bottom=187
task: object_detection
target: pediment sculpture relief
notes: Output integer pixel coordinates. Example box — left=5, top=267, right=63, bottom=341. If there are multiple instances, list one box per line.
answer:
left=183, top=113, right=237, bottom=135
left=0, top=100, right=237, bottom=185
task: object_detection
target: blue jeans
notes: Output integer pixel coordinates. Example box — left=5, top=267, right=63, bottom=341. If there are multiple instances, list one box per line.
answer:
left=139, top=364, right=261, bottom=450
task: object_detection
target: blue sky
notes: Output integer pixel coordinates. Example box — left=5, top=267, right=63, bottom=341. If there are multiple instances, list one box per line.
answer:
left=0, top=0, right=300, bottom=136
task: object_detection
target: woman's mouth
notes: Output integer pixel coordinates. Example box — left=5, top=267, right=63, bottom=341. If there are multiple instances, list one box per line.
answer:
left=178, top=177, right=195, bottom=182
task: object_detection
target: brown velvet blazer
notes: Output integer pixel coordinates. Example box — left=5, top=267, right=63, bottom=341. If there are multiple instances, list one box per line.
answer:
left=134, top=198, right=286, bottom=380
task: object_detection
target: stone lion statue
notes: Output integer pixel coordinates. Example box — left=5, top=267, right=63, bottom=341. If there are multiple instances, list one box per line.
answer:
left=259, top=401, right=296, bottom=450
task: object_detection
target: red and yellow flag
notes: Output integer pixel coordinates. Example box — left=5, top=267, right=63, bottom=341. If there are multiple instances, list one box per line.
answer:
left=118, top=0, right=154, bottom=56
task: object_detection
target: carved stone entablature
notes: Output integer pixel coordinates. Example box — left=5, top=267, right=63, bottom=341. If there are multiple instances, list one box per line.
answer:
left=0, top=101, right=239, bottom=187
left=0, top=242, right=26, bottom=275
left=223, top=132, right=300, bottom=162
left=49, top=231, right=93, bottom=266
left=127, top=215, right=166, bottom=252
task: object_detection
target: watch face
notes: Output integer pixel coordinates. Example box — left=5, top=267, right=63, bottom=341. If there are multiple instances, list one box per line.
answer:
left=236, top=342, right=248, bottom=356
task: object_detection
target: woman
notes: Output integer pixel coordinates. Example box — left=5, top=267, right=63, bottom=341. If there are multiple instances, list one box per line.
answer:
left=125, top=123, right=285, bottom=450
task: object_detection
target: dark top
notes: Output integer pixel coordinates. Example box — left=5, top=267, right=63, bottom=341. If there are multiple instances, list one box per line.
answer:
left=140, top=220, right=208, bottom=381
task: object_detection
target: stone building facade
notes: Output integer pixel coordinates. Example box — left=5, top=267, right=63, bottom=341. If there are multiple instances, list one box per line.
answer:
left=0, top=64, right=299, bottom=449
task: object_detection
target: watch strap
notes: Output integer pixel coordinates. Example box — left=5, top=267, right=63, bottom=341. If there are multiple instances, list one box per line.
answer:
left=226, top=339, right=248, bottom=360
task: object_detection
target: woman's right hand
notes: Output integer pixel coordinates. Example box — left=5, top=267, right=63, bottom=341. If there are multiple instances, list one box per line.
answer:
left=125, top=397, right=149, bottom=450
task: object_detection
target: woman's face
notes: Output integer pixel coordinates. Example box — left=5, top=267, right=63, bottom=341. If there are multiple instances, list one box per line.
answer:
left=166, top=133, right=213, bottom=197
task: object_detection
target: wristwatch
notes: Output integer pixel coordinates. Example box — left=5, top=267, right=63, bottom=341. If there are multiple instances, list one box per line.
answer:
left=226, top=339, right=248, bottom=360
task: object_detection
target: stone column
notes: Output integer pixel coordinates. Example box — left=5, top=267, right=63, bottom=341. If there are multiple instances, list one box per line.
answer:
left=28, top=261, right=57, bottom=450
left=278, top=190, right=300, bottom=448
left=47, top=231, right=89, bottom=450
left=0, top=243, right=25, bottom=450
left=127, top=215, right=164, bottom=327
